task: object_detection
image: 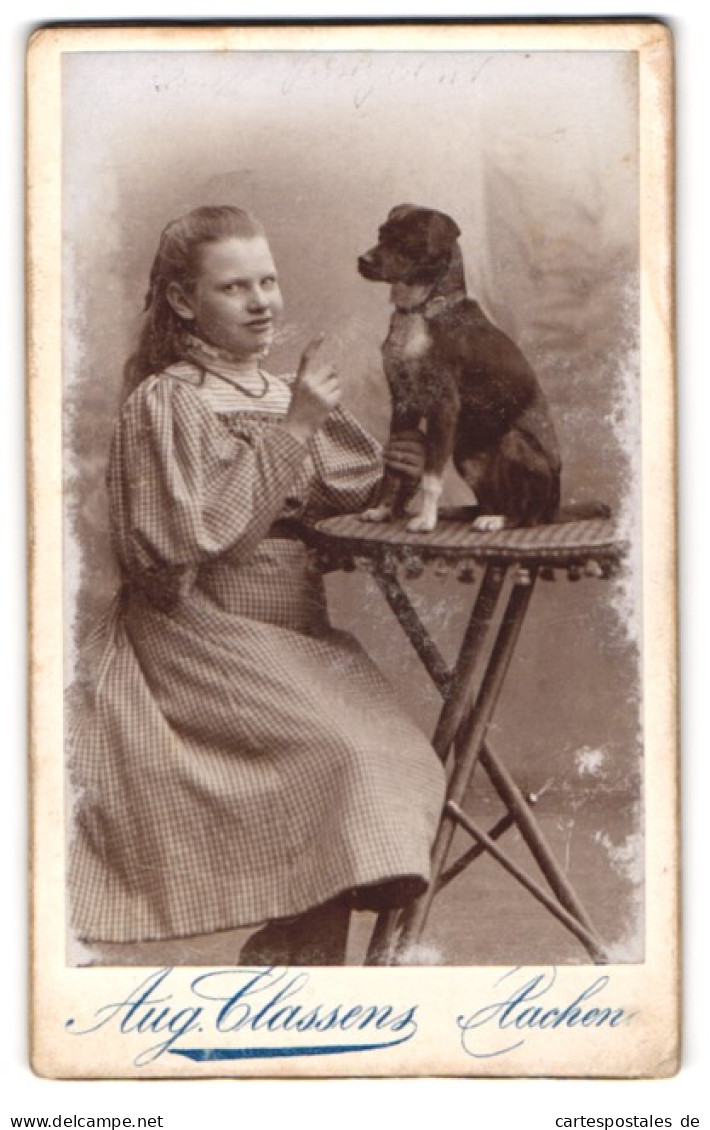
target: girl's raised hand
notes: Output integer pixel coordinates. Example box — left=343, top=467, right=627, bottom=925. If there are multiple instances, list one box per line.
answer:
left=281, top=334, right=342, bottom=443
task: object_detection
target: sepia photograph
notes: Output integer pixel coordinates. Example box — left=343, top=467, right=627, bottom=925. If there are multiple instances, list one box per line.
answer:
left=27, top=21, right=676, bottom=1078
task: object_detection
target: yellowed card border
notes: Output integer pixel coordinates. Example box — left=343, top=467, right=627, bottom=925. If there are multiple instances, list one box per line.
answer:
left=27, top=20, right=677, bottom=1079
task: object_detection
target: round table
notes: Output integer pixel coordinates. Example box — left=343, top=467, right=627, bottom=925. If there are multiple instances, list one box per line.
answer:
left=303, top=512, right=627, bottom=965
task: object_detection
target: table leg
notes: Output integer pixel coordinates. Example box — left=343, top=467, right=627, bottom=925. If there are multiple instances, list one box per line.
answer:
left=364, top=564, right=509, bottom=966
left=430, top=565, right=511, bottom=763
left=364, top=558, right=607, bottom=966
left=364, top=806, right=521, bottom=966
left=370, top=567, right=452, bottom=695
left=393, top=568, right=535, bottom=958
left=363, top=909, right=400, bottom=966
left=436, top=809, right=518, bottom=890
left=478, top=742, right=605, bottom=951
left=444, top=801, right=608, bottom=961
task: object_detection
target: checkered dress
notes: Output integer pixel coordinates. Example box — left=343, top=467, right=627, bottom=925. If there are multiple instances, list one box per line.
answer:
left=68, top=359, right=445, bottom=943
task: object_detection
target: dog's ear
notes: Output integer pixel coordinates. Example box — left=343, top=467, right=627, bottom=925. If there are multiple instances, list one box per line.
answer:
left=424, top=211, right=461, bottom=258
left=387, top=203, right=418, bottom=223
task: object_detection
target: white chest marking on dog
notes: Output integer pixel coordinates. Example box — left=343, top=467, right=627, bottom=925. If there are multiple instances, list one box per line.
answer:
left=389, top=311, right=431, bottom=361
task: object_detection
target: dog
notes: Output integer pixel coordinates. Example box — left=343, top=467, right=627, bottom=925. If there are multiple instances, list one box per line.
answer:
left=357, top=204, right=562, bottom=533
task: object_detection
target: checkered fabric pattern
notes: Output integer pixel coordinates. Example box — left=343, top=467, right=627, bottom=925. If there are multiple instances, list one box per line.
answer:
left=68, top=364, right=445, bottom=943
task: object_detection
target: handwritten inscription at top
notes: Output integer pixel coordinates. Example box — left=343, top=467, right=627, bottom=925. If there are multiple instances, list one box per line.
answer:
left=279, top=54, right=495, bottom=107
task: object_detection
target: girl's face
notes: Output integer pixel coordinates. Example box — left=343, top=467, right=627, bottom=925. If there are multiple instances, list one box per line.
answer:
left=169, top=236, right=284, bottom=359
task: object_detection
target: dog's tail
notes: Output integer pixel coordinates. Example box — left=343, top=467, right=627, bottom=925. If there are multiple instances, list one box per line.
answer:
left=555, top=501, right=612, bottom=522
left=438, top=501, right=612, bottom=524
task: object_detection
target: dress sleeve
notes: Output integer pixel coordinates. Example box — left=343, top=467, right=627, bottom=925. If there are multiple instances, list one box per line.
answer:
left=304, top=407, right=384, bottom=519
left=109, top=375, right=309, bottom=580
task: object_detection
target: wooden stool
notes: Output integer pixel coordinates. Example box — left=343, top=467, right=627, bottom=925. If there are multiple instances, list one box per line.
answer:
left=305, top=512, right=627, bottom=966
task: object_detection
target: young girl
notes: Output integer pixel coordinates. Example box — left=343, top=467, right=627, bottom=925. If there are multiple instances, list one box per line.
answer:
left=69, top=205, right=445, bottom=965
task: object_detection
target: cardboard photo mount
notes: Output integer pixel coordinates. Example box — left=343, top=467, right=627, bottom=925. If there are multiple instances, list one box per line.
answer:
left=28, top=21, right=677, bottom=1078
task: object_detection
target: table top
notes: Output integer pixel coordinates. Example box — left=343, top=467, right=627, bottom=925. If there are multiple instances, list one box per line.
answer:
left=308, top=512, right=627, bottom=570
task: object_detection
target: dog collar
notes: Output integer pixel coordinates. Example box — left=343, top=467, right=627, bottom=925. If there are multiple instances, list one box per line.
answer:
left=395, top=290, right=467, bottom=318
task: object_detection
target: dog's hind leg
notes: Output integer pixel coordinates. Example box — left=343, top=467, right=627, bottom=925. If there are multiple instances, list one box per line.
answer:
left=469, top=430, right=560, bottom=530
left=473, top=512, right=514, bottom=532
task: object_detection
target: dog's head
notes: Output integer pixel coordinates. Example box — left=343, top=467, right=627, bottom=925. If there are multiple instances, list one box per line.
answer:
left=358, top=204, right=461, bottom=287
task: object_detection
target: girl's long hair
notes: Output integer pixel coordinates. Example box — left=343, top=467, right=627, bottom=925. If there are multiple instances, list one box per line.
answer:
left=122, top=205, right=265, bottom=400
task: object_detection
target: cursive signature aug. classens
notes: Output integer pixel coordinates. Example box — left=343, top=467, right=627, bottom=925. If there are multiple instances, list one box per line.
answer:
left=65, top=967, right=419, bottom=1067
left=456, top=967, right=635, bottom=1058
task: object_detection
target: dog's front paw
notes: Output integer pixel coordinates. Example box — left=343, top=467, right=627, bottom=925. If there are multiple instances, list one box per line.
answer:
left=472, top=514, right=512, bottom=533
left=407, top=513, right=438, bottom=533
left=359, top=505, right=392, bottom=523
